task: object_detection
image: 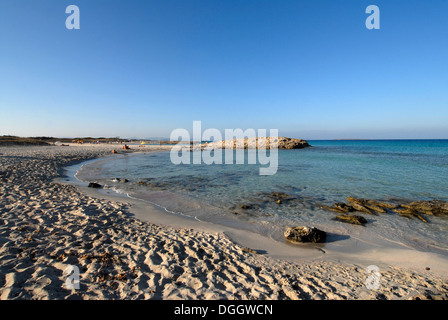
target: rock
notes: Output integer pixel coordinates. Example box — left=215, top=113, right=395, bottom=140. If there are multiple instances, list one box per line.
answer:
left=325, top=197, right=446, bottom=222
left=350, top=202, right=374, bottom=215
left=369, top=200, right=398, bottom=209
left=405, top=200, right=448, bottom=216
left=269, top=192, right=290, bottom=200
left=277, top=137, right=311, bottom=150
left=392, top=207, right=428, bottom=223
left=346, top=197, right=361, bottom=204
left=284, top=226, right=326, bottom=243
left=324, top=198, right=397, bottom=214
left=347, top=197, right=381, bottom=214
left=88, top=182, right=102, bottom=188
left=334, top=202, right=354, bottom=213
left=364, top=200, right=387, bottom=213
left=321, top=202, right=356, bottom=213
left=241, top=247, right=259, bottom=254
left=320, top=205, right=347, bottom=213
left=346, top=197, right=375, bottom=214
left=392, top=207, right=416, bottom=215
left=267, top=192, right=297, bottom=204
left=203, top=136, right=311, bottom=150
left=335, top=214, right=367, bottom=225
left=240, top=204, right=252, bottom=210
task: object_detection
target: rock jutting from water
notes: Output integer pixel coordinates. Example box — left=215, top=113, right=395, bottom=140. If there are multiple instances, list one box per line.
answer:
left=201, top=137, right=311, bottom=150
left=335, top=214, right=368, bottom=225
left=321, top=197, right=403, bottom=215
left=347, top=197, right=388, bottom=214
left=403, top=200, right=448, bottom=217
left=321, top=197, right=448, bottom=223
left=392, top=207, right=428, bottom=223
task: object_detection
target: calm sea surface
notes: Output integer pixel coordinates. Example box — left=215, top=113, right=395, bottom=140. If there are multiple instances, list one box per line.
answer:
left=75, top=140, right=448, bottom=256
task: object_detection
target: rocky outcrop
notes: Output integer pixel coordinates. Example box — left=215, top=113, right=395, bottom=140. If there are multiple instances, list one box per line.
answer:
left=284, top=226, right=326, bottom=243
left=347, top=197, right=388, bottom=214
left=392, top=207, right=428, bottom=223
left=202, top=137, right=311, bottom=150
left=277, top=137, right=311, bottom=149
left=403, top=200, right=448, bottom=217
left=335, top=214, right=368, bottom=225
left=334, top=202, right=355, bottom=213
left=321, top=197, right=448, bottom=223
left=322, top=197, right=400, bottom=215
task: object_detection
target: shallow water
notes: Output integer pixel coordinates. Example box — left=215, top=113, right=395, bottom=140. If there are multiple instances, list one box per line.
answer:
left=75, top=140, right=448, bottom=256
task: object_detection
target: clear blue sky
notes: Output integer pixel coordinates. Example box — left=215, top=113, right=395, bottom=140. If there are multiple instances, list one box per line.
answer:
left=0, top=0, right=447, bottom=139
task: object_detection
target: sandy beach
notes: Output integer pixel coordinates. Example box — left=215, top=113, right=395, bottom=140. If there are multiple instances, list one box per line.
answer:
left=0, top=144, right=447, bottom=300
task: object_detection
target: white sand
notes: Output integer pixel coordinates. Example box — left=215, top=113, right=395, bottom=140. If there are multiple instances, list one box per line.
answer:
left=0, top=144, right=447, bottom=300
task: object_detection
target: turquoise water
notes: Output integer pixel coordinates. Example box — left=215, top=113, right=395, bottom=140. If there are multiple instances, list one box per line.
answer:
left=76, top=140, right=448, bottom=255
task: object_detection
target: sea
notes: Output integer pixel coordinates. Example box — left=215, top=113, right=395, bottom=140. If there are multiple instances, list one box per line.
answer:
left=73, top=140, right=448, bottom=257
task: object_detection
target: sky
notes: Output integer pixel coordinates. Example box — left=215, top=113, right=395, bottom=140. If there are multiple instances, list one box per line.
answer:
left=0, top=0, right=447, bottom=140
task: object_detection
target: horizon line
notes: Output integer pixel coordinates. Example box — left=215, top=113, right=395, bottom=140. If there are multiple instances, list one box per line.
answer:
left=2, top=135, right=448, bottom=141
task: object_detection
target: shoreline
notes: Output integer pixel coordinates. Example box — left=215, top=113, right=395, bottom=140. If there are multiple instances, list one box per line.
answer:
left=61, top=150, right=331, bottom=263
left=75, top=178, right=448, bottom=274
left=1, top=144, right=447, bottom=300
left=73, top=179, right=448, bottom=273
left=69, top=148, right=448, bottom=274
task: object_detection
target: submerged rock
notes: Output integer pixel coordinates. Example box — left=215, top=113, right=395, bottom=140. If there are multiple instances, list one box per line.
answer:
left=346, top=198, right=375, bottom=215
left=267, top=192, right=298, bottom=205
left=269, top=192, right=290, bottom=200
left=335, top=214, right=368, bottom=225
left=364, top=200, right=388, bottom=214
left=320, top=205, right=347, bottom=213
left=373, top=201, right=399, bottom=209
left=334, top=202, right=354, bottom=213
left=392, top=207, right=428, bottom=223
left=284, top=226, right=326, bottom=243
